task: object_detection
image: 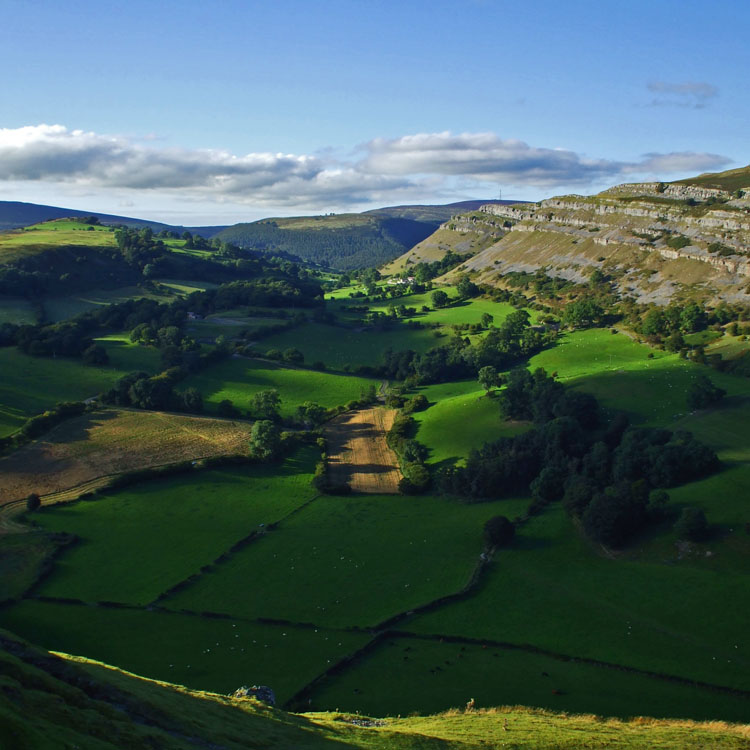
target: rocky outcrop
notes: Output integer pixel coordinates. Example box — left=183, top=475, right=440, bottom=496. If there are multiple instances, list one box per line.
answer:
left=442, top=176, right=750, bottom=304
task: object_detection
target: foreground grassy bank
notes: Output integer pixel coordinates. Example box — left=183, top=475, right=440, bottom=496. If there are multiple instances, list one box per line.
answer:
left=2, top=629, right=748, bottom=750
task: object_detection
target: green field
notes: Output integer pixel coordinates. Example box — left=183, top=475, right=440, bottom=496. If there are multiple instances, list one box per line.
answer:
left=163, top=494, right=529, bottom=629
left=258, top=321, right=440, bottom=369
left=0, top=297, right=35, bottom=325
left=413, top=380, right=529, bottom=465
left=0, top=341, right=160, bottom=437
left=0, top=220, right=116, bottom=262
left=406, top=505, right=750, bottom=694
left=187, top=310, right=288, bottom=342
left=30, top=450, right=318, bottom=605
left=0, top=600, right=368, bottom=700
left=184, top=356, right=380, bottom=414
left=529, top=329, right=750, bottom=424
left=308, top=634, right=750, bottom=722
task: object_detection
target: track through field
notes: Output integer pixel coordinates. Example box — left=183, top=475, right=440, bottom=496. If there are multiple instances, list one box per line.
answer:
left=325, top=408, right=401, bottom=493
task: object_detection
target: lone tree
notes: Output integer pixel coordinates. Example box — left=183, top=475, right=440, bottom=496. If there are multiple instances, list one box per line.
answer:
left=480, top=312, right=494, bottom=329
left=675, top=507, right=709, bottom=542
left=483, top=515, right=515, bottom=547
left=687, top=375, right=726, bottom=411
left=296, top=401, right=327, bottom=427
left=478, top=365, right=500, bottom=395
left=250, top=420, right=281, bottom=461
left=26, top=493, right=41, bottom=512
left=251, top=389, right=281, bottom=420
left=431, top=290, right=449, bottom=308
left=456, top=275, right=479, bottom=299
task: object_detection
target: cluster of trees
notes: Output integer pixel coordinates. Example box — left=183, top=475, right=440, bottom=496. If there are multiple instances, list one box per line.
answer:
left=0, top=401, right=87, bottom=453
left=379, top=309, right=554, bottom=384
left=439, top=368, right=719, bottom=547
left=403, top=250, right=467, bottom=284
left=1, top=277, right=321, bottom=363
left=385, top=404, right=430, bottom=493
left=101, top=369, right=205, bottom=413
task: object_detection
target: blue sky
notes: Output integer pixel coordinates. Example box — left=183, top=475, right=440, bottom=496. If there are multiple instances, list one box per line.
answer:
left=1, top=0, right=747, bottom=224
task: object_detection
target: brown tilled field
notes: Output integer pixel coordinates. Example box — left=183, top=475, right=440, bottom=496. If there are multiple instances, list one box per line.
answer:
left=325, top=407, right=401, bottom=493
left=0, top=409, right=253, bottom=506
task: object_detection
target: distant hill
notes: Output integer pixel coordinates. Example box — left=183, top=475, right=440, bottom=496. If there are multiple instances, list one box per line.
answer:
left=0, top=201, right=226, bottom=238
left=215, top=201, right=520, bottom=270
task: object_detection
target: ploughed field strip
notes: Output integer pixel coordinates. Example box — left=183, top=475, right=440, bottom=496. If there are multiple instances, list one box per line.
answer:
left=0, top=408, right=253, bottom=507
left=325, top=407, right=401, bottom=493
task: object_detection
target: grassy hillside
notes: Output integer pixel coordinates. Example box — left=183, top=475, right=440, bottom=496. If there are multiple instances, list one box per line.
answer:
left=2, top=628, right=749, bottom=750
left=674, top=164, right=750, bottom=192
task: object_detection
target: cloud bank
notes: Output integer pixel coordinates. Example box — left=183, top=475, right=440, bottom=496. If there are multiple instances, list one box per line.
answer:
left=0, top=124, right=733, bottom=211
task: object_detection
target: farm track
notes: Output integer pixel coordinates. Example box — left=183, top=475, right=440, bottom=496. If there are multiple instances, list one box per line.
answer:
left=325, top=408, right=401, bottom=493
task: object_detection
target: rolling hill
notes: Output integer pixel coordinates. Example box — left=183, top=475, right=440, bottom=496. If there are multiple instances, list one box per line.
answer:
left=214, top=201, right=518, bottom=270
left=0, top=200, right=226, bottom=237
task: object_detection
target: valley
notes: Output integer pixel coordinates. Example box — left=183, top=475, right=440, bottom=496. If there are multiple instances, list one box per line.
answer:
left=1, top=167, right=750, bottom=745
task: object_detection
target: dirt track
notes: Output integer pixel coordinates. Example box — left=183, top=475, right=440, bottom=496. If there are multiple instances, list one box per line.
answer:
left=325, top=408, right=401, bottom=493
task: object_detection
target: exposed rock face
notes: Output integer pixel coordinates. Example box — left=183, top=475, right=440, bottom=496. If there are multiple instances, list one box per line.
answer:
left=449, top=180, right=750, bottom=304
left=231, top=685, right=276, bottom=706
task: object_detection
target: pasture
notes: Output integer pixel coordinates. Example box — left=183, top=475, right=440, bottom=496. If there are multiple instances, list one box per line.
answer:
left=0, top=600, right=369, bottom=701
left=257, top=321, right=440, bottom=370
left=406, top=505, right=750, bottom=694
left=325, top=408, right=401, bottom=493
left=413, top=380, right=529, bottom=466
left=186, top=311, right=288, bottom=342
left=306, top=634, right=750, bottom=722
left=0, top=220, right=116, bottom=262
left=184, top=356, right=380, bottom=415
left=0, top=343, right=158, bottom=437
left=163, top=493, right=529, bottom=629
left=0, top=408, right=255, bottom=505
left=29, top=448, right=318, bottom=605
left=0, top=297, right=35, bottom=325
left=529, top=329, right=750, bottom=424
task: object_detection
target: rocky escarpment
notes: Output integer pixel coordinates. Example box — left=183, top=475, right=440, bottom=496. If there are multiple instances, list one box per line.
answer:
left=380, top=211, right=507, bottom=275
left=450, top=175, right=750, bottom=304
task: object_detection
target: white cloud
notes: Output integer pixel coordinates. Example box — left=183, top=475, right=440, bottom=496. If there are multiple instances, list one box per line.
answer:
left=647, top=81, right=718, bottom=109
left=0, top=124, right=734, bottom=214
left=361, top=131, right=624, bottom=186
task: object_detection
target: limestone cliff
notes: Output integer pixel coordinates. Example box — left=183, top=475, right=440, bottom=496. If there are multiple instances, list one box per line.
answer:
left=435, top=168, right=750, bottom=304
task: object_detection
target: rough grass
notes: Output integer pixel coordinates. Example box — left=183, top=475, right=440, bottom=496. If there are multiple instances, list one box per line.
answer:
left=325, top=408, right=401, bottom=493
left=184, top=357, right=380, bottom=415
left=407, top=505, right=750, bottom=694
left=2, top=627, right=749, bottom=750
left=0, top=408, right=256, bottom=505
left=413, top=380, right=529, bottom=465
left=163, top=494, right=529, bottom=629
left=29, top=448, right=318, bottom=605
left=307, top=634, right=750, bottom=723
